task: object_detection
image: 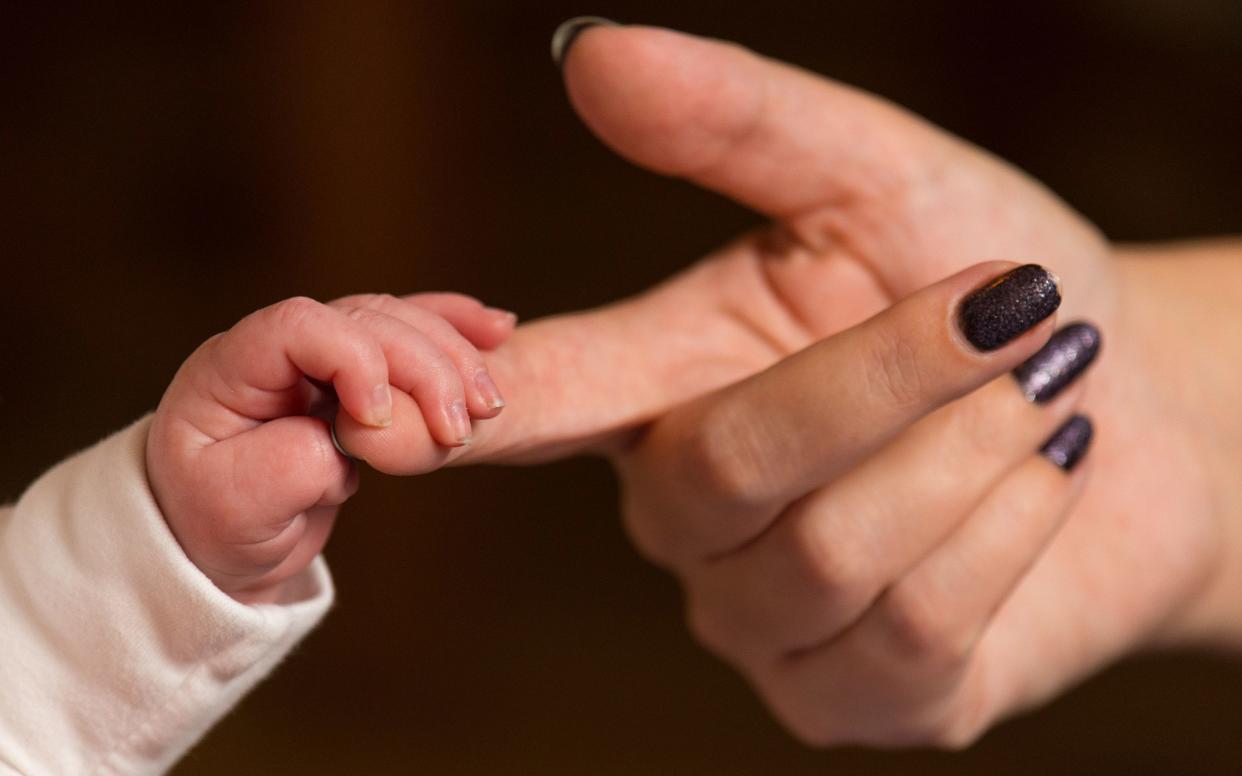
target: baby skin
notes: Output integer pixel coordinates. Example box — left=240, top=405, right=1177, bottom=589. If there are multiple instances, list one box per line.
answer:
left=145, top=293, right=516, bottom=604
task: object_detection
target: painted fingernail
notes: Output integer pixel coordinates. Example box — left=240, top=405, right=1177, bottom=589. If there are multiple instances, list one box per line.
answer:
left=330, top=414, right=363, bottom=463
left=447, top=400, right=473, bottom=445
left=1040, top=415, right=1093, bottom=471
left=1013, top=322, right=1102, bottom=403
left=551, top=16, right=620, bottom=67
left=474, top=370, right=506, bottom=410
left=958, top=264, right=1062, bottom=351
left=370, top=384, right=393, bottom=427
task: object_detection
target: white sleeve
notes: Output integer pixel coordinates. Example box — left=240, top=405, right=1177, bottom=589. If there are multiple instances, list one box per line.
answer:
left=0, top=417, right=335, bottom=775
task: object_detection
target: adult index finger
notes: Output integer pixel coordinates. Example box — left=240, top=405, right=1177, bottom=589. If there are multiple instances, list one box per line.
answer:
left=620, top=261, right=1063, bottom=566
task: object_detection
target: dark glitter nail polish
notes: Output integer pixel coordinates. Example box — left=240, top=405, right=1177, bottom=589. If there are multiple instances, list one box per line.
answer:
left=551, top=16, right=620, bottom=67
left=1040, top=415, right=1093, bottom=471
left=958, top=265, right=1062, bottom=351
left=1012, top=322, right=1101, bottom=403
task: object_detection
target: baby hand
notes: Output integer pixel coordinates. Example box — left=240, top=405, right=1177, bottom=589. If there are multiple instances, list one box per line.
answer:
left=145, top=293, right=515, bottom=603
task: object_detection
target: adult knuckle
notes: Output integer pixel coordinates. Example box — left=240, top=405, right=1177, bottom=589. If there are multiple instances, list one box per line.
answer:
left=792, top=518, right=871, bottom=615
left=685, top=598, right=731, bottom=656
left=934, top=685, right=990, bottom=750
left=683, top=402, right=775, bottom=508
left=932, top=714, right=986, bottom=751
left=617, top=488, right=678, bottom=568
left=787, top=719, right=842, bottom=749
left=766, top=694, right=845, bottom=749
left=890, top=695, right=986, bottom=750
left=881, top=585, right=973, bottom=671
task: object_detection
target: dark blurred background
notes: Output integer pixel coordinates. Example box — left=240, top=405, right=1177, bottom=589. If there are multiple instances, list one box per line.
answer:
left=3, top=1, right=1242, bottom=773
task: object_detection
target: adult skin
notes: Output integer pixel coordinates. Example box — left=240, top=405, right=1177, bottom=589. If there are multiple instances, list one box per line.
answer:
left=332, top=24, right=1242, bottom=746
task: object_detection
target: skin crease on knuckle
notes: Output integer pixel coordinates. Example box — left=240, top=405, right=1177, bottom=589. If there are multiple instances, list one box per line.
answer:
left=785, top=512, right=876, bottom=642
left=684, top=398, right=782, bottom=516
left=865, top=323, right=933, bottom=412
left=877, top=581, right=978, bottom=675
left=344, top=305, right=373, bottom=323
left=268, top=297, right=363, bottom=388
left=269, top=295, right=321, bottom=334
left=761, top=656, right=987, bottom=751
left=622, top=401, right=780, bottom=566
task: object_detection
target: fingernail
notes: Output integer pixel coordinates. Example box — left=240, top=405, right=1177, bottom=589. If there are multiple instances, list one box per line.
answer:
left=1040, top=415, right=1093, bottom=471
left=474, top=370, right=506, bottom=410
left=958, top=264, right=1062, bottom=351
left=486, top=307, right=519, bottom=326
left=447, top=400, right=473, bottom=445
left=370, top=384, right=393, bottom=427
left=330, top=414, right=363, bottom=463
left=1013, top=322, right=1102, bottom=403
left=551, top=16, right=620, bottom=67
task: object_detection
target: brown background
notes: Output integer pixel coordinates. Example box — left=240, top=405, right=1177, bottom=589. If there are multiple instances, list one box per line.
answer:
left=4, top=1, right=1242, bottom=773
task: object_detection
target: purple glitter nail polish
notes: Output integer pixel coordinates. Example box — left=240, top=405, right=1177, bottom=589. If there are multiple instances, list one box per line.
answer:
left=1040, top=415, right=1093, bottom=471
left=551, top=17, right=620, bottom=67
left=1013, top=322, right=1102, bottom=403
left=958, top=265, right=1062, bottom=351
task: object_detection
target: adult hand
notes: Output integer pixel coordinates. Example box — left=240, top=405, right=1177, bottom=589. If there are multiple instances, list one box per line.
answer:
left=620, top=259, right=1094, bottom=746
left=335, top=22, right=1231, bottom=745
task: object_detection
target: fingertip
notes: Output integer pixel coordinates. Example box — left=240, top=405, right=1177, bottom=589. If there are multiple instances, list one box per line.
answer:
left=551, top=16, right=620, bottom=68
left=448, top=399, right=474, bottom=446
left=1039, top=414, right=1094, bottom=474
left=340, top=381, right=393, bottom=430
left=472, top=369, right=507, bottom=415
left=428, top=398, right=474, bottom=448
left=474, top=308, right=519, bottom=351
left=485, top=307, right=519, bottom=328
left=955, top=263, right=1062, bottom=354
left=334, top=394, right=453, bottom=475
left=1066, top=445, right=1094, bottom=493
left=934, top=262, right=1060, bottom=373
left=563, top=23, right=765, bottom=178
left=1013, top=320, right=1102, bottom=404
left=369, top=383, right=394, bottom=428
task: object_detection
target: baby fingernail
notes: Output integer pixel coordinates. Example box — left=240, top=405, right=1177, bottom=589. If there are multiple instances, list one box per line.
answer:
left=551, top=16, right=620, bottom=67
left=447, top=400, right=473, bottom=445
left=370, top=384, right=393, bottom=427
left=1013, top=322, right=1102, bottom=402
left=486, top=306, right=518, bottom=325
left=958, top=264, right=1062, bottom=351
left=1040, top=415, right=1093, bottom=471
left=475, top=370, right=506, bottom=410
